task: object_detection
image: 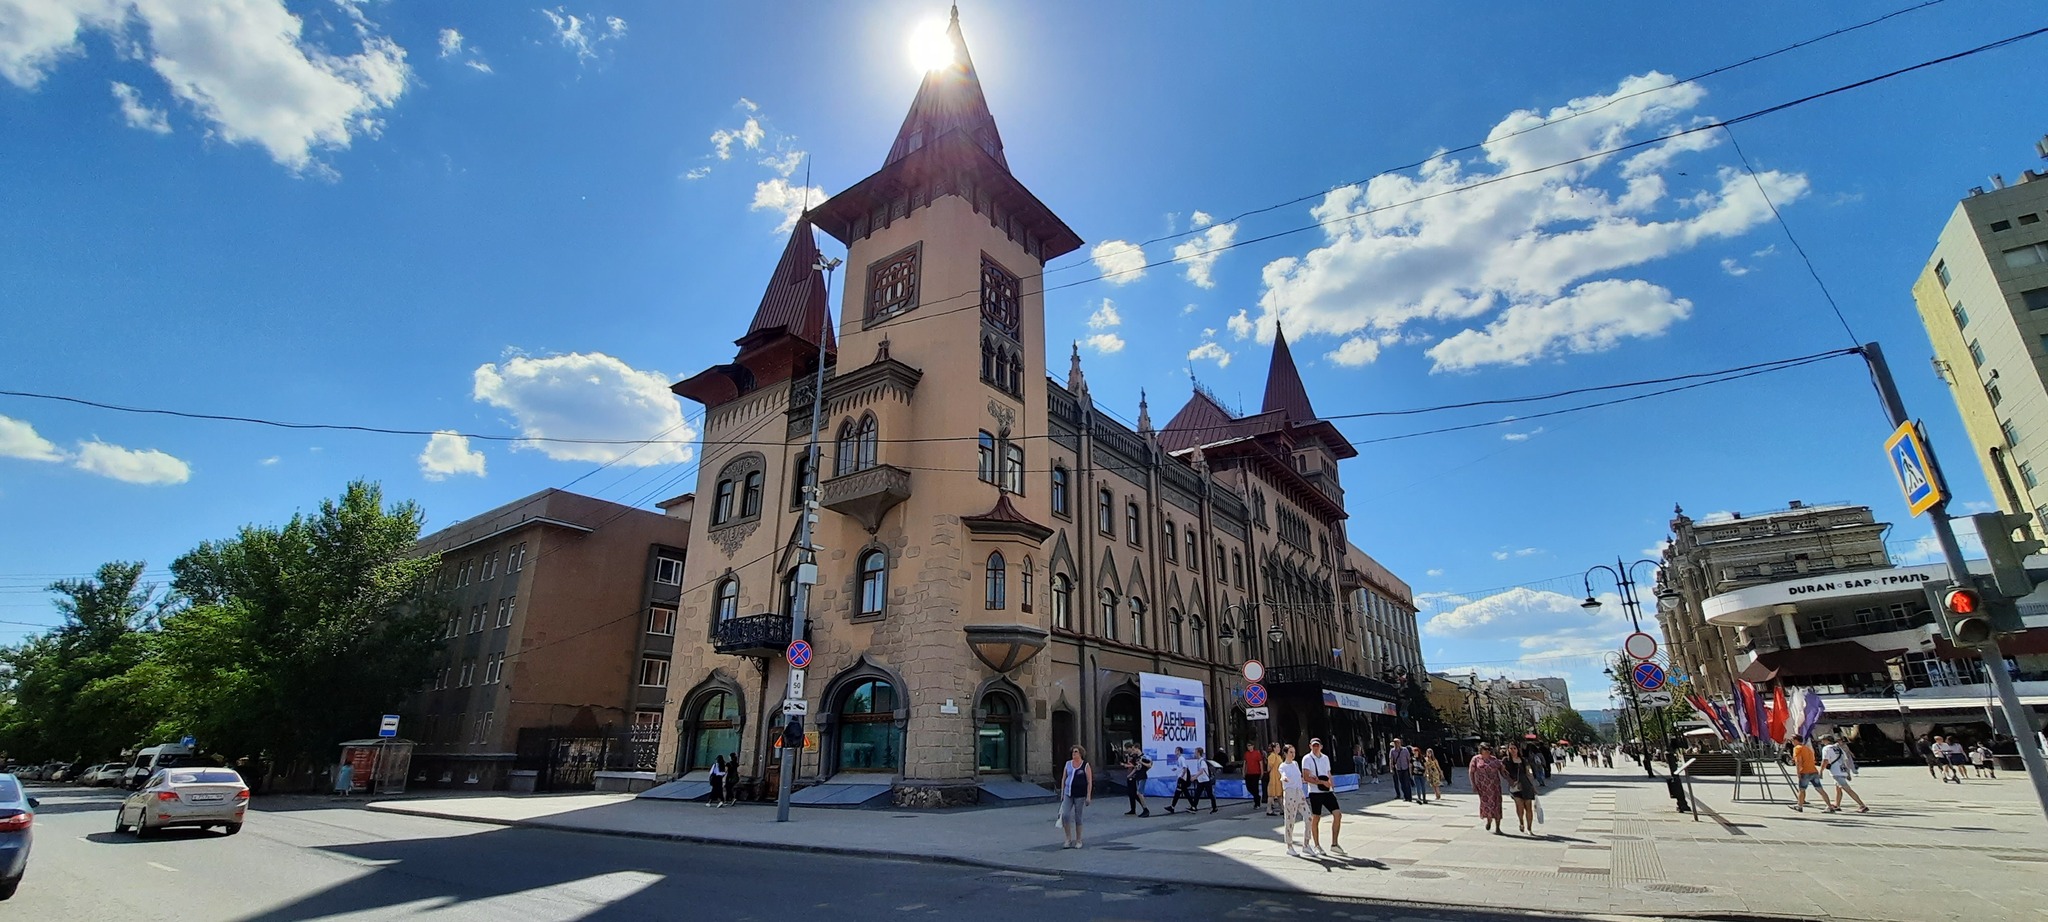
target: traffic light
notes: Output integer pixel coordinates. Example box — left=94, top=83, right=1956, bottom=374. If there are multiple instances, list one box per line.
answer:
left=1969, top=512, right=2044, bottom=599
left=1939, top=583, right=1994, bottom=645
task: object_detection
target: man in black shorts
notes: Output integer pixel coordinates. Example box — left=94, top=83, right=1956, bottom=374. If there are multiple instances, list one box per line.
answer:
left=1299, top=738, right=1343, bottom=855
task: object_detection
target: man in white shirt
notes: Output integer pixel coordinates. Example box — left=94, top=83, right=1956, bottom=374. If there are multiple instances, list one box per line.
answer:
left=1300, top=738, right=1343, bottom=856
left=1820, top=735, right=1867, bottom=813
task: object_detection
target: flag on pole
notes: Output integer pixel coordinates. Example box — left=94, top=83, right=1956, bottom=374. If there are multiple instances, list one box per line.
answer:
left=1768, top=684, right=1790, bottom=743
left=1687, top=693, right=1730, bottom=739
left=1798, top=688, right=1827, bottom=739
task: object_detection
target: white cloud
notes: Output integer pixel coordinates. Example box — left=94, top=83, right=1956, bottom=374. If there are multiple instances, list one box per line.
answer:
left=750, top=177, right=825, bottom=233
left=1250, top=73, right=1805, bottom=370
left=711, top=117, right=764, bottom=160
left=737, top=96, right=758, bottom=112
left=758, top=149, right=802, bottom=177
left=1961, top=501, right=1996, bottom=514
left=437, top=27, right=462, bottom=57
left=1085, top=333, right=1125, bottom=354
left=1699, top=510, right=1735, bottom=523
left=0, top=415, right=65, bottom=462
left=473, top=351, right=695, bottom=467
left=1502, top=426, right=1544, bottom=442
left=1719, top=257, right=1748, bottom=277
left=1489, top=547, right=1542, bottom=560
left=1182, top=303, right=1198, bottom=315
left=1086, top=299, right=1121, bottom=330
left=436, top=26, right=490, bottom=73
left=1325, top=336, right=1380, bottom=367
left=1226, top=309, right=1254, bottom=340
left=1893, top=523, right=1983, bottom=566
left=1425, top=278, right=1693, bottom=372
left=541, top=7, right=625, bottom=61
left=109, top=81, right=168, bottom=133
left=418, top=431, right=486, bottom=481
left=259, top=455, right=280, bottom=466
left=3, top=0, right=414, bottom=175
left=1171, top=213, right=1237, bottom=289
left=1187, top=341, right=1231, bottom=368
left=1425, top=568, right=1445, bottom=577
left=1423, top=587, right=1618, bottom=642
left=1642, top=538, right=1671, bottom=558
left=72, top=439, right=190, bottom=485
left=1090, top=240, right=1147, bottom=285
left=683, top=166, right=711, bottom=180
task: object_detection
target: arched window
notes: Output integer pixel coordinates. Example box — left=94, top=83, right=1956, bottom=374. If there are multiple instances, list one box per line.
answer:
left=686, top=690, right=740, bottom=772
left=981, top=336, right=997, bottom=384
left=1214, top=543, right=1226, bottom=581
left=1191, top=615, right=1206, bottom=660
left=1100, top=590, right=1119, bottom=640
left=835, top=420, right=858, bottom=476
left=1098, top=489, right=1115, bottom=535
left=977, top=692, right=1017, bottom=774
left=740, top=471, right=763, bottom=518
left=1006, top=353, right=1024, bottom=397
left=1169, top=608, right=1184, bottom=654
left=837, top=679, right=899, bottom=772
left=1163, top=520, right=1177, bottom=561
left=789, top=453, right=813, bottom=508
left=1232, top=551, right=1245, bottom=588
left=712, top=479, right=736, bottom=525
left=856, top=414, right=878, bottom=470
left=1002, top=443, right=1024, bottom=493
left=858, top=550, right=887, bottom=618
left=1051, top=574, right=1072, bottom=629
left=1051, top=467, right=1070, bottom=516
left=1129, top=597, right=1147, bottom=646
left=978, top=431, right=996, bottom=483
left=1126, top=502, right=1142, bottom=546
left=984, top=552, right=1006, bottom=610
left=1186, top=531, right=1199, bottom=571
left=714, top=579, right=739, bottom=625
left=782, top=568, right=807, bottom=620
left=1021, top=557, right=1035, bottom=613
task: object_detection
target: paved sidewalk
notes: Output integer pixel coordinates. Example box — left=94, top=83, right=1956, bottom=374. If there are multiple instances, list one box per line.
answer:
left=368, top=762, right=2047, bottom=921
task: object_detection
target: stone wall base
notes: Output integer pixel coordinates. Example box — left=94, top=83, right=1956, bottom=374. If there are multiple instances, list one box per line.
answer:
left=891, top=781, right=981, bottom=809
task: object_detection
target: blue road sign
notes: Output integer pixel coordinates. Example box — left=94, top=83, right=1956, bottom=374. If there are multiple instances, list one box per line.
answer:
left=180, top=736, right=195, bottom=747
left=378, top=715, right=399, bottom=738
left=786, top=640, right=813, bottom=669
left=1884, top=421, right=1944, bottom=517
left=1244, top=683, right=1268, bottom=707
left=1631, top=661, right=1667, bottom=692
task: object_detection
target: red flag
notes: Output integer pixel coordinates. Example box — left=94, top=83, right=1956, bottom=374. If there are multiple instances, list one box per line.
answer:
left=1768, top=685, right=1790, bottom=743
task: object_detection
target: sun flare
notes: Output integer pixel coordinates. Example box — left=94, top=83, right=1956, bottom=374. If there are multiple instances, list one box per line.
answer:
left=907, top=19, right=954, bottom=73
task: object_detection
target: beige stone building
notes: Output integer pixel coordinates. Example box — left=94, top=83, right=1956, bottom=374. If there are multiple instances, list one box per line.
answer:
left=1654, top=501, right=1891, bottom=693
left=1910, top=147, right=2048, bottom=524
left=406, top=488, right=692, bottom=790
left=654, top=11, right=1419, bottom=803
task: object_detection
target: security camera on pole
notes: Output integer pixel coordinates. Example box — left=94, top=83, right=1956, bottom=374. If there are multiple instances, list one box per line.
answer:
left=1865, top=342, right=2048, bottom=820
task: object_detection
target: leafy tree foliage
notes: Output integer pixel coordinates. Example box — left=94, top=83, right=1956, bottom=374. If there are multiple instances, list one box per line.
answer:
left=1536, top=709, right=1602, bottom=744
left=0, top=562, right=170, bottom=761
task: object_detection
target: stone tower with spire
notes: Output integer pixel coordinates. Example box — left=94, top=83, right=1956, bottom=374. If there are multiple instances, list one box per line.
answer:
left=657, top=11, right=1416, bottom=801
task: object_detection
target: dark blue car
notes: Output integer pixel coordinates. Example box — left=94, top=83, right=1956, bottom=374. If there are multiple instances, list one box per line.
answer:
left=0, top=773, right=35, bottom=899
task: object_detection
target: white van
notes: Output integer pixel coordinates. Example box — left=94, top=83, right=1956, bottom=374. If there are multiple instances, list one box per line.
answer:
left=123, top=744, right=196, bottom=789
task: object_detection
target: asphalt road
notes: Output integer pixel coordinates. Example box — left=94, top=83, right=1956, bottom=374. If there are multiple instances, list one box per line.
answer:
left=8, top=783, right=1599, bottom=921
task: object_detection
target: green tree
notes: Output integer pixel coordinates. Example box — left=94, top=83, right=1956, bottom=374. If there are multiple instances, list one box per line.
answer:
left=1536, top=709, right=1602, bottom=744
left=0, top=561, right=169, bottom=761
left=159, top=481, right=445, bottom=777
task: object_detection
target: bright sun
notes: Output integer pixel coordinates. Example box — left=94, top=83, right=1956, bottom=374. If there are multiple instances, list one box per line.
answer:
left=907, top=19, right=954, bottom=73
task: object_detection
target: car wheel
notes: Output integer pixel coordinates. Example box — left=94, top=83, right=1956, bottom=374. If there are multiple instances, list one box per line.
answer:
left=134, top=818, right=154, bottom=839
left=223, top=822, right=242, bottom=836
left=113, top=812, right=129, bottom=834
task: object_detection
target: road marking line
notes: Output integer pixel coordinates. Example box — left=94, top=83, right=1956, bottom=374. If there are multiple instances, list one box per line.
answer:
left=147, top=861, right=178, bottom=873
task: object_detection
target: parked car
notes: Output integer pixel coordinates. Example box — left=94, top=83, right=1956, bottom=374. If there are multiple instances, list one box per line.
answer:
left=114, top=768, right=247, bottom=837
left=89, top=764, right=125, bottom=786
left=0, top=773, right=38, bottom=899
left=122, top=744, right=195, bottom=790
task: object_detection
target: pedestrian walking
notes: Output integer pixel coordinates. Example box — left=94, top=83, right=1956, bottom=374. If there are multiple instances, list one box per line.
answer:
left=708, top=755, right=729, bottom=807
left=1276, top=744, right=1308, bottom=856
left=1821, top=735, right=1868, bottom=813
left=1301, top=738, right=1345, bottom=855
left=1422, top=748, right=1445, bottom=801
left=1602, top=746, right=1613, bottom=769
left=1351, top=743, right=1367, bottom=786
left=1059, top=745, right=1094, bottom=849
left=1974, top=741, right=1997, bottom=779
left=1123, top=742, right=1151, bottom=817
left=1409, top=745, right=1426, bottom=794
left=1940, top=735, right=1968, bottom=783
left=1164, top=746, right=1193, bottom=813
left=1789, top=737, right=1826, bottom=812
left=1194, top=747, right=1219, bottom=813
left=1469, top=743, right=1507, bottom=834
left=1264, top=742, right=1284, bottom=817
left=1506, top=744, right=1540, bottom=833
left=1388, top=737, right=1416, bottom=803
left=1243, top=743, right=1265, bottom=812
left=724, top=751, right=741, bottom=805
left=1917, top=734, right=1940, bottom=780
left=1969, top=741, right=1990, bottom=779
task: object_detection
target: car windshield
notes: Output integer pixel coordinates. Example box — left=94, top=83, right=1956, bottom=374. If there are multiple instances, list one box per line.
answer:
left=167, top=770, right=242, bottom=785
left=0, top=778, right=19, bottom=801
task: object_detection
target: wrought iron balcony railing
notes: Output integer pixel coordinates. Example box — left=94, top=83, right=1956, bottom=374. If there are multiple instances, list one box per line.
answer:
left=712, top=613, right=792, bottom=658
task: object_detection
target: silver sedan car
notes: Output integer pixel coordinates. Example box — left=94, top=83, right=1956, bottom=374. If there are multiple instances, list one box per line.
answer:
left=114, top=768, right=249, bottom=837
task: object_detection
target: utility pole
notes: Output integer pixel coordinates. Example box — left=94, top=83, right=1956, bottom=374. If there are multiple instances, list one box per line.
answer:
left=776, top=247, right=841, bottom=824
left=1863, top=342, right=2048, bottom=820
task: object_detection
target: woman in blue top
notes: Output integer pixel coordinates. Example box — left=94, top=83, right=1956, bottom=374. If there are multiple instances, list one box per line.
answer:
left=1060, top=745, right=1094, bottom=849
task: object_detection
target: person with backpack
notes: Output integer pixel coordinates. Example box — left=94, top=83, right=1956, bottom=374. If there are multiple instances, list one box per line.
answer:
left=707, top=755, right=729, bottom=807
left=1193, top=747, right=1219, bottom=813
left=1821, top=735, right=1868, bottom=814
left=1122, top=742, right=1151, bottom=817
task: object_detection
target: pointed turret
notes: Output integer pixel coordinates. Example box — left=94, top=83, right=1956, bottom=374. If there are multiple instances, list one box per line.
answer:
left=743, top=217, right=835, bottom=353
left=1260, top=324, right=1316, bottom=422
left=1137, top=389, right=1153, bottom=435
left=886, top=6, right=1007, bottom=170
left=1066, top=341, right=1088, bottom=396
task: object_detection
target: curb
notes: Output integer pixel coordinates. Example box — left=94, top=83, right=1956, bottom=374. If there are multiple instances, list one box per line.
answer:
left=361, top=802, right=1838, bottom=922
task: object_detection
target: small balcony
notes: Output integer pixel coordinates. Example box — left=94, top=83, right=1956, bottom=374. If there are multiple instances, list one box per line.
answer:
left=1304, top=467, right=1344, bottom=505
left=712, top=613, right=792, bottom=658
left=822, top=463, right=912, bottom=531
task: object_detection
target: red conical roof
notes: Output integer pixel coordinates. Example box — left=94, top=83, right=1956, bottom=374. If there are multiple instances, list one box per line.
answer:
left=884, top=7, right=1007, bottom=171
left=744, top=217, right=835, bottom=353
left=1260, top=325, right=1315, bottom=421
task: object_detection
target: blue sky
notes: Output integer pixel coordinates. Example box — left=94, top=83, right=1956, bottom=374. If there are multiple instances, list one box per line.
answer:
left=3, top=0, right=2046, bottom=706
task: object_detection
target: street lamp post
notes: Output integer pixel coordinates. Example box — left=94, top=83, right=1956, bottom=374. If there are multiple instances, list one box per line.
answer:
left=1585, top=558, right=1661, bottom=778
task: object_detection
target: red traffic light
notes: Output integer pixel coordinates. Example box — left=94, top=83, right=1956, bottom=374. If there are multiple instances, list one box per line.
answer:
left=1943, top=587, right=1981, bottom=615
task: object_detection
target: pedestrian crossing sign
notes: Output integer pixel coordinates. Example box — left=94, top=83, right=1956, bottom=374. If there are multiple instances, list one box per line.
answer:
left=1884, top=420, right=1944, bottom=517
